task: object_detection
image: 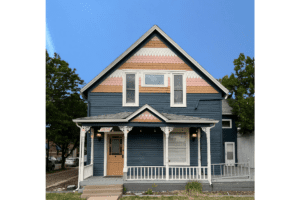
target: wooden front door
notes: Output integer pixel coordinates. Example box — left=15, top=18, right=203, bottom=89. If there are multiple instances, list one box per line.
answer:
left=107, top=134, right=124, bottom=176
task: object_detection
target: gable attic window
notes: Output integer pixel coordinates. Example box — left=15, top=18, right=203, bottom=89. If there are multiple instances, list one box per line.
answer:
left=170, top=73, right=186, bottom=107
left=142, top=73, right=167, bottom=87
left=123, top=72, right=139, bottom=107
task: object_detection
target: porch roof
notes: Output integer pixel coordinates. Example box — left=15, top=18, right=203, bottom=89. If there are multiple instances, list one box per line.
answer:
left=72, top=104, right=218, bottom=124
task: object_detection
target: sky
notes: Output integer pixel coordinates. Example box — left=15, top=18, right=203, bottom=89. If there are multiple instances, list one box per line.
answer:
left=46, top=0, right=254, bottom=86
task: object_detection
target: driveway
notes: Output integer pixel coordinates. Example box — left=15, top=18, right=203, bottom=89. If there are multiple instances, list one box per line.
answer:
left=46, top=167, right=78, bottom=191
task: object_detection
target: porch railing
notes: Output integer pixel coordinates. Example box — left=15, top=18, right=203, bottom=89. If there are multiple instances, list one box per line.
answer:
left=83, top=164, right=93, bottom=179
left=169, top=166, right=208, bottom=180
left=127, top=166, right=166, bottom=180
left=211, top=160, right=250, bottom=179
left=127, top=166, right=208, bottom=180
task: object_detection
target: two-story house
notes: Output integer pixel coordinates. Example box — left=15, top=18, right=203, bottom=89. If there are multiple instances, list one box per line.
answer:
left=72, top=25, right=252, bottom=194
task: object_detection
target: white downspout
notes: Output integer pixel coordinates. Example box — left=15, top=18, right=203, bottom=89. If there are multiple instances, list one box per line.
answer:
left=74, top=123, right=82, bottom=192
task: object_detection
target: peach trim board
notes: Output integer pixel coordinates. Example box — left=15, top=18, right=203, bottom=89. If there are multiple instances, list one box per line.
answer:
left=119, top=63, right=193, bottom=71
left=126, top=55, right=184, bottom=64
left=130, top=110, right=162, bottom=122
left=92, top=85, right=217, bottom=93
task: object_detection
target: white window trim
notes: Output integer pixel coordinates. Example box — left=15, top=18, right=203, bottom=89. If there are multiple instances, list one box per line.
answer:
left=170, top=72, right=187, bottom=107
left=222, top=119, right=232, bottom=129
left=141, top=72, right=168, bottom=87
left=225, top=142, right=235, bottom=166
left=163, top=128, right=190, bottom=166
left=122, top=72, right=139, bottom=107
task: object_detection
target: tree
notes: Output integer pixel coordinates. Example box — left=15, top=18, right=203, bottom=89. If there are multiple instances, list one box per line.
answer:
left=218, top=53, right=254, bottom=134
left=46, top=50, right=87, bottom=170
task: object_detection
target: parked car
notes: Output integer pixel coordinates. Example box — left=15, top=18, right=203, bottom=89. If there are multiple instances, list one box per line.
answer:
left=46, top=158, right=55, bottom=171
left=65, top=157, right=79, bottom=167
left=56, top=157, right=62, bottom=164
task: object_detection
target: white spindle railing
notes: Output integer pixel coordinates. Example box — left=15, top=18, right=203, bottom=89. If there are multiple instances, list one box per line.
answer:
left=127, top=166, right=166, bottom=180
left=169, top=167, right=208, bottom=180
left=83, top=164, right=93, bottom=179
left=126, top=166, right=209, bottom=180
left=211, top=160, right=251, bottom=179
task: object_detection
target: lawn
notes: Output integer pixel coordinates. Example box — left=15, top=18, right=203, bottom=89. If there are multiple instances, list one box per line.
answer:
left=46, top=193, right=254, bottom=200
left=46, top=192, right=81, bottom=200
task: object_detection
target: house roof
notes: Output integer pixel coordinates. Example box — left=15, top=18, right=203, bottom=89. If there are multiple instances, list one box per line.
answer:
left=222, top=99, right=233, bottom=115
left=73, top=104, right=218, bottom=124
left=80, top=25, right=229, bottom=98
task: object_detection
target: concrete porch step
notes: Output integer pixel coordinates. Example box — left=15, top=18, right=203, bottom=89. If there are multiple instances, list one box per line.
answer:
left=81, top=184, right=123, bottom=199
left=83, top=188, right=123, bottom=194
left=84, top=184, right=123, bottom=190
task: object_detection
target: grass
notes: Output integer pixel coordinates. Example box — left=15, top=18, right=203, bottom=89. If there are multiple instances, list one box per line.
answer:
left=121, top=196, right=254, bottom=200
left=46, top=193, right=254, bottom=200
left=46, top=192, right=81, bottom=200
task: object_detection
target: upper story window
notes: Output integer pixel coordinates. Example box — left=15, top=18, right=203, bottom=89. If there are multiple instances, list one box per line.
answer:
left=170, top=73, right=186, bottom=107
left=222, top=119, right=232, bottom=129
left=123, top=72, right=139, bottom=107
left=142, top=73, right=167, bottom=87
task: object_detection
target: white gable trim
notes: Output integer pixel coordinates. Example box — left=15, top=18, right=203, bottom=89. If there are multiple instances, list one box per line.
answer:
left=80, top=25, right=229, bottom=98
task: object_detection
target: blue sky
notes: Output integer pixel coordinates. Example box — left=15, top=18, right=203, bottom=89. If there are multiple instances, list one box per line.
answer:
left=46, top=0, right=254, bottom=86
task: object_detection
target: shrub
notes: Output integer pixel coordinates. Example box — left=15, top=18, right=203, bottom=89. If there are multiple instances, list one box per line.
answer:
left=123, top=187, right=127, bottom=194
left=145, top=188, right=153, bottom=195
left=185, top=181, right=202, bottom=193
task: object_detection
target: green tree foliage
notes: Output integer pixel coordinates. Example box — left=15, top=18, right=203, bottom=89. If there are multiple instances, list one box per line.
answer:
left=46, top=50, right=87, bottom=170
left=219, top=53, right=254, bottom=134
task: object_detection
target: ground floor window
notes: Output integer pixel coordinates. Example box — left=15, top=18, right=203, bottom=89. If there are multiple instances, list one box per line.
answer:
left=163, top=127, right=190, bottom=165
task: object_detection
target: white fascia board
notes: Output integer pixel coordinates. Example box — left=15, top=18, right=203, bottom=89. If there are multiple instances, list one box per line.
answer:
left=80, top=25, right=229, bottom=97
left=72, top=119, right=128, bottom=123
left=166, top=120, right=219, bottom=124
left=125, top=104, right=169, bottom=122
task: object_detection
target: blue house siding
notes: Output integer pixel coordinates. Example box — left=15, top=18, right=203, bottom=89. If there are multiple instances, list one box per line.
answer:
left=127, top=127, right=164, bottom=166
left=222, top=115, right=237, bottom=163
left=86, top=130, right=104, bottom=176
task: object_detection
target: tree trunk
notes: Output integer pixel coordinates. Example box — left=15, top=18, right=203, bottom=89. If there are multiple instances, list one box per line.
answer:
left=61, top=149, right=65, bottom=169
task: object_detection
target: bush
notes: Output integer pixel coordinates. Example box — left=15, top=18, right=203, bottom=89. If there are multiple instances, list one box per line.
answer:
left=185, top=181, right=202, bottom=193
left=145, top=188, right=153, bottom=195
left=123, top=187, right=127, bottom=194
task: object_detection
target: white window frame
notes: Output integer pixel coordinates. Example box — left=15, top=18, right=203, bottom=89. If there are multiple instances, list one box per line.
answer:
left=163, top=128, right=190, bottom=166
left=170, top=72, right=186, bottom=107
left=122, top=72, right=139, bottom=107
left=222, top=119, right=232, bottom=129
left=141, top=72, right=168, bottom=87
left=225, top=142, right=235, bottom=166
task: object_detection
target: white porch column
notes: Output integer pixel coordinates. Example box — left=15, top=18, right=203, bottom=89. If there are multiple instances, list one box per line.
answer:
left=202, top=125, right=215, bottom=185
left=119, top=126, right=133, bottom=176
left=160, top=127, right=174, bottom=180
left=91, top=128, right=94, bottom=165
left=198, top=128, right=201, bottom=175
left=76, top=124, right=91, bottom=184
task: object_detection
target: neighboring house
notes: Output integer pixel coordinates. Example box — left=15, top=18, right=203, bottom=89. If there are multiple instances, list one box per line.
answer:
left=45, top=140, right=78, bottom=159
left=72, top=25, right=253, bottom=191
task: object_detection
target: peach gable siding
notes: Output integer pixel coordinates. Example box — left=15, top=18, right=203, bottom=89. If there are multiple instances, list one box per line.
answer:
left=91, top=36, right=218, bottom=94
left=131, top=111, right=162, bottom=122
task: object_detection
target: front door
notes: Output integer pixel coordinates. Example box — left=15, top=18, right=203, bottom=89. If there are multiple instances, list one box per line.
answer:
left=107, top=134, right=124, bottom=176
